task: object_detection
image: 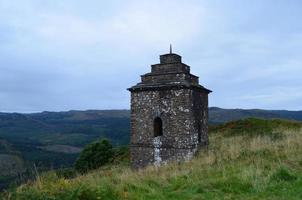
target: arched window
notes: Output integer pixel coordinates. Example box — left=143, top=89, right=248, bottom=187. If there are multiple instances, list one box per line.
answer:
left=154, top=117, right=163, bottom=137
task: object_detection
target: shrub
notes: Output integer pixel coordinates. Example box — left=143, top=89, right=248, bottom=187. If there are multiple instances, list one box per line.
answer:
left=75, top=139, right=113, bottom=173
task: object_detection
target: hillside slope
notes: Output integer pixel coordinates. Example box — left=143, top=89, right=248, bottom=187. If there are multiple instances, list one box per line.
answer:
left=0, top=108, right=301, bottom=191
left=0, top=139, right=24, bottom=190
left=0, top=110, right=130, bottom=168
left=0, top=110, right=130, bottom=191
left=4, top=118, right=302, bottom=200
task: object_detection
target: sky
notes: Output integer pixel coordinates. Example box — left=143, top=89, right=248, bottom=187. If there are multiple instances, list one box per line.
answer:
left=0, top=0, right=302, bottom=112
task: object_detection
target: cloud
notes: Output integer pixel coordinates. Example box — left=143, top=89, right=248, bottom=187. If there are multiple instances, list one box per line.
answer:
left=0, top=0, right=301, bottom=112
left=27, top=0, right=205, bottom=51
left=239, top=86, right=302, bottom=109
left=104, top=1, right=204, bottom=45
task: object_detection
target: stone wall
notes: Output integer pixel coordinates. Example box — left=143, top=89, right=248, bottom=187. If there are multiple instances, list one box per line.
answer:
left=130, top=87, right=208, bottom=168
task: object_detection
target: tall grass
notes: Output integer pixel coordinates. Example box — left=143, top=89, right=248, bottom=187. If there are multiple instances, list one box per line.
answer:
left=3, top=119, right=302, bottom=200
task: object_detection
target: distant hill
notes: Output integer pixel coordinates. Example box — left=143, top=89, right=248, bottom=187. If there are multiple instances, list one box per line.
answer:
left=0, top=110, right=130, bottom=168
left=209, top=107, right=302, bottom=124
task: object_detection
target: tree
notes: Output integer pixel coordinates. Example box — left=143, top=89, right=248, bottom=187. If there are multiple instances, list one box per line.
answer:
left=75, top=139, right=113, bottom=173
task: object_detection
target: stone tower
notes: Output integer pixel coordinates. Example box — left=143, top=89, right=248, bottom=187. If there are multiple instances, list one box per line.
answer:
left=128, top=49, right=211, bottom=169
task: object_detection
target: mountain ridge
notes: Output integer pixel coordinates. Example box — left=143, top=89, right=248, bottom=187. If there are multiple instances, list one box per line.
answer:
left=1, top=107, right=302, bottom=123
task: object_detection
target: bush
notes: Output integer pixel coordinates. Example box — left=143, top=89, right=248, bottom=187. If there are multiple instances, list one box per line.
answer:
left=75, top=139, right=113, bottom=173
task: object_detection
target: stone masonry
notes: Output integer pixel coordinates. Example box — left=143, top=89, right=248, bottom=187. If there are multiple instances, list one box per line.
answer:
left=128, top=50, right=212, bottom=169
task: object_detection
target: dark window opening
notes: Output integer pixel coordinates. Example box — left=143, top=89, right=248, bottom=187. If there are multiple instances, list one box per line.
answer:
left=154, top=117, right=163, bottom=137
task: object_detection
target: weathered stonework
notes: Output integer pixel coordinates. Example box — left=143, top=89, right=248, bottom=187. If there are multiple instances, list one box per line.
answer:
left=128, top=51, right=211, bottom=169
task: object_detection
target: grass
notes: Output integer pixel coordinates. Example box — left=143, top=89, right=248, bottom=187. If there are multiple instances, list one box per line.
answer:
left=2, top=118, right=302, bottom=200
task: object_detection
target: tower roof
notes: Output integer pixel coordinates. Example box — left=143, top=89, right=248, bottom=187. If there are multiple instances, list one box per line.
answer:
left=128, top=51, right=212, bottom=93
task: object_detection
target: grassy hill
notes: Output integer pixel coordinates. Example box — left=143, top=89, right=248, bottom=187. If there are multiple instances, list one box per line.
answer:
left=3, top=118, right=302, bottom=199
left=0, top=108, right=302, bottom=191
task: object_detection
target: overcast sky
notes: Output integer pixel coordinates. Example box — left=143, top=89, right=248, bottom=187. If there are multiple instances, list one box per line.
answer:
left=0, top=0, right=301, bottom=112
